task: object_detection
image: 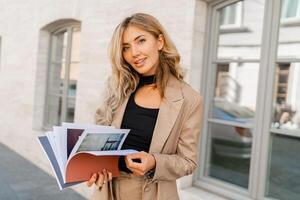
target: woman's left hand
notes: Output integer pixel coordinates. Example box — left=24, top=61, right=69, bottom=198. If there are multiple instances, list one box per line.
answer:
left=125, top=151, right=156, bottom=176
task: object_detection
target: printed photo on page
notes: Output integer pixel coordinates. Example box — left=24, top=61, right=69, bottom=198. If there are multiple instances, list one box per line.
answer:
left=70, top=129, right=130, bottom=157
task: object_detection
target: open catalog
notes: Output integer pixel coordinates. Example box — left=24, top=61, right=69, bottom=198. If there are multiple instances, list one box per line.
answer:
left=37, top=123, right=137, bottom=190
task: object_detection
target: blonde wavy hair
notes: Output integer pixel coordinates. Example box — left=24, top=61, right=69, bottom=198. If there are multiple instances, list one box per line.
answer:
left=95, top=13, right=184, bottom=125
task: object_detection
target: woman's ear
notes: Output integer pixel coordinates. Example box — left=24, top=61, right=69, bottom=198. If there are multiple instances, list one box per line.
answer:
left=157, top=34, right=164, bottom=50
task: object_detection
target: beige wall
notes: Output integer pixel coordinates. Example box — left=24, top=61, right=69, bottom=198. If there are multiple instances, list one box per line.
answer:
left=0, top=0, right=207, bottom=198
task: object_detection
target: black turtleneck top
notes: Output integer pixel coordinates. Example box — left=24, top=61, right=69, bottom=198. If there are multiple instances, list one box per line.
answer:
left=118, top=75, right=159, bottom=173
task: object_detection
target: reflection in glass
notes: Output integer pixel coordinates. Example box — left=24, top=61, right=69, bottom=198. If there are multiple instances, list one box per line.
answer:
left=206, top=62, right=259, bottom=189
left=266, top=134, right=300, bottom=200
left=217, top=0, right=265, bottom=60
left=68, top=63, right=79, bottom=97
left=66, top=96, right=75, bottom=123
left=65, top=28, right=80, bottom=123
left=212, top=63, right=258, bottom=123
left=272, top=63, right=300, bottom=131
left=281, top=0, right=300, bottom=19
left=278, top=0, right=300, bottom=58
left=67, top=63, right=78, bottom=123
left=207, top=122, right=251, bottom=188
left=50, top=31, right=64, bottom=63
left=47, top=94, right=61, bottom=125
left=47, top=63, right=62, bottom=95
left=66, top=46, right=80, bottom=123
left=220, top=1, right=242, bottom=27
left=46, top=27, right=80, bottom=126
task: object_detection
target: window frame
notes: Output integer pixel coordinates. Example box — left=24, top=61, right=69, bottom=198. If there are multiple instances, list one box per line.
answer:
left=44, top=25, right=80, bottom=128
left=195, top=0, right=290, bottom=200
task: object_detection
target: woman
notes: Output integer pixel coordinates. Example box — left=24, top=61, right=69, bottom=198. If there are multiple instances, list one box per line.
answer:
left=87, top=13, right=203, bottom=200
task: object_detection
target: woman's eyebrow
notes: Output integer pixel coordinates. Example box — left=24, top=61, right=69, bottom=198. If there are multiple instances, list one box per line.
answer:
left=123, top=35, right=145, bottom=45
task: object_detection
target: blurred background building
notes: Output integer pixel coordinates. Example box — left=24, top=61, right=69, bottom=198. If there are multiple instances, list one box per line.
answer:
left=0, top=0, right=299, bottom=199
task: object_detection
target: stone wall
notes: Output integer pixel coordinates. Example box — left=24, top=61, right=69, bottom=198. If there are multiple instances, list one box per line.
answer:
left=0, top=0, right=207, bottom=198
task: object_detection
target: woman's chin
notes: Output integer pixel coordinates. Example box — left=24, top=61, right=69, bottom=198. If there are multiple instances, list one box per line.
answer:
left=134, top=66, right=156, bottom=76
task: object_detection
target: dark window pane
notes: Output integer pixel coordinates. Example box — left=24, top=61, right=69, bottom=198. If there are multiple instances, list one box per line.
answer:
left=266, top=134, right=300, bottom=199
left=206, top=122, right=251, bottom=188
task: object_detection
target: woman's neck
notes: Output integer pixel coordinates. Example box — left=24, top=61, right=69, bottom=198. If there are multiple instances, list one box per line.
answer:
left=138, top=74, right=156, bottom=87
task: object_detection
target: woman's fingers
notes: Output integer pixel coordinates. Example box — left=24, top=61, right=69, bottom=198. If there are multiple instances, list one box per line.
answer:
left=96, top=172, right=104, bottom=188
left=86, top=169, right=113, bottom=188
left=86, top=173, right=98, bottom=187
left=126, top=165, right=145, bottom=176
left=124, top=152, right=156, bottom=176
left=108, top=171, right=113, bottom=181
left=125, top=155, right=142, bottom=170
left=102, top=169, right=108, bottom=184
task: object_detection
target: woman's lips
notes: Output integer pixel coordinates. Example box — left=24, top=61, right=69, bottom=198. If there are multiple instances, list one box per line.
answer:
left=134, top=58, right=147, bottom=67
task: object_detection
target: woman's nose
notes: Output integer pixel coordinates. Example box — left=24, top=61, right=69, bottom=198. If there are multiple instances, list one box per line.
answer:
left=131, top=45, right=141, bottom=57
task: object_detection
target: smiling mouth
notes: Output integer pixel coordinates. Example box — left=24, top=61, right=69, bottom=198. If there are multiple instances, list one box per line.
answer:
left=134, top=58, right=147, bottom=67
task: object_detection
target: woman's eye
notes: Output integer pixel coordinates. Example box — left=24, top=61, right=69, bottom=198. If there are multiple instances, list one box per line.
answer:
left=138, top=39, right=146, bottom=44
left=123, top=46, right=129, bottom=52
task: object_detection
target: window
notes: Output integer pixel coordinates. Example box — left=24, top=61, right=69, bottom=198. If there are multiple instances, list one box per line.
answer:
left=267, top=4, right=300, bottom=196
left=197, top=0, right=300, bottom=199
left=206, top=62, right=259, bottom=189
left=199, top=1, right=265, bottom=194
left=44, top=25, right=81, bottom=127
left=220, top=1, right=243, bottom=29
left=281, top=0, right=300, bottom=19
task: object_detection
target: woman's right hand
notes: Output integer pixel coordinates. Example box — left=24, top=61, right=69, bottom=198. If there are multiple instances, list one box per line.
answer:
left=86, top=169, right=113, bottom=189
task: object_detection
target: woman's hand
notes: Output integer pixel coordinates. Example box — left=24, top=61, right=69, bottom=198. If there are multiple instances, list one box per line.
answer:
left=125, top=151, right=156, bottom=176
left=86, top=169, right=113, bottom=189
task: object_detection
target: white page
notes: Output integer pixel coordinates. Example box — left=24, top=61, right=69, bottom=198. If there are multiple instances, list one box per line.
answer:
left=75, top=149, right=138, bottom=156
left=44, top=129, right=65, bottom=182
left=45, top=131, right=59, bottom=160
left=46, top=130, right=64, bottom=171
left=53, top=126, right=66, bottom=181
left=45, top=131, right=54, bottom=149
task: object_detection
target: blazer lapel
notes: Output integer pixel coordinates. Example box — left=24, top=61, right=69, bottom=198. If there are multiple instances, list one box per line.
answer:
left=149, top=76, right=184, bottom=153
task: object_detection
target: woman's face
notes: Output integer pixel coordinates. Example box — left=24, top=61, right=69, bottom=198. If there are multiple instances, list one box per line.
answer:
left=122, top=25, right=164, bottom=76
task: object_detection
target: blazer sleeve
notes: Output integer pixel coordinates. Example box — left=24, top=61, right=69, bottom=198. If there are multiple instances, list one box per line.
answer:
left=151, top=95, right=203, bottom=182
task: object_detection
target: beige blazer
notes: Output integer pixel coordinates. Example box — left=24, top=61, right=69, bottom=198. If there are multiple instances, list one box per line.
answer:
left=91, top=75, right=203, bottom=200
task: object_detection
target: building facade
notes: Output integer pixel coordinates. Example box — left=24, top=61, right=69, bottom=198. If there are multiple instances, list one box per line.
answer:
left=0, top=0, right=299, bottom=199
